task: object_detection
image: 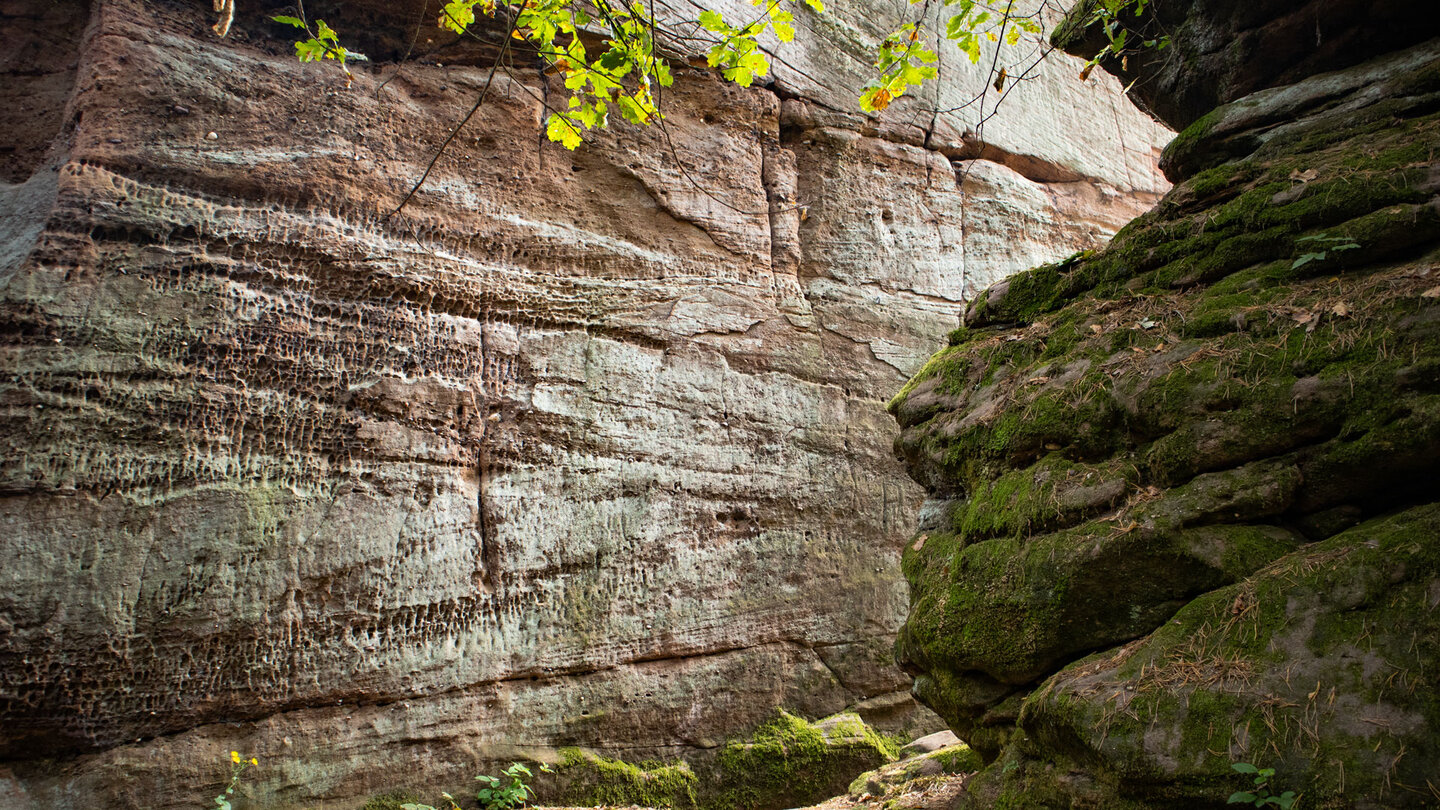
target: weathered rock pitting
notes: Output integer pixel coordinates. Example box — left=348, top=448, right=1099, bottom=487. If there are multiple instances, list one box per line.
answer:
left=892, top=7, right=1440, bottom=805
left=0, top=0, right=1166, bottom=806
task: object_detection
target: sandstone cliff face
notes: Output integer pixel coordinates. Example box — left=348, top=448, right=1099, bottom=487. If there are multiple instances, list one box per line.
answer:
left=893, top=6, right=1440, bottom=804
left=0, top=0, right=1165, bottom=806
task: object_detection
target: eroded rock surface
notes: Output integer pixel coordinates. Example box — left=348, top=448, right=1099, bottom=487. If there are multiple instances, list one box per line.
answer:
left=0, top=0, right=1165, bottom=806
left=892, top=11, right=1440, bottom=806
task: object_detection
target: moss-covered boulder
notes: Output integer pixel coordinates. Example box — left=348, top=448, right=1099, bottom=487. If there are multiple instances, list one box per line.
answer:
left=710, top=710, right=901, bottom=809
left=848, top=742, right=984, bottom=799
left=890, top=24, right=1440, bottom=810
left=542, top=710, right=900, bottom=810
left=1006, top=505, right=1440, bottom=808
left=549, top=749, right=702, bottom=808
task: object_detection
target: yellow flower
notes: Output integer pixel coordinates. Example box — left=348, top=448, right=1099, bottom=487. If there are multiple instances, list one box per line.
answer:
left=250, top=758, right=258, bottom=766
left=231, top=751, right=241, bottom=764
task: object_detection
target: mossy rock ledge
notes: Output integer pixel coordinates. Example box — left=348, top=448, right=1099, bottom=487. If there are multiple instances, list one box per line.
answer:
left=888, top=25, right=1440, bottom=810
left=538, top=710, right=900, bottom=810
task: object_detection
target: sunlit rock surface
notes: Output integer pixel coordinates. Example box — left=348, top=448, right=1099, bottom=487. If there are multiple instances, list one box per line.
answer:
left=0, top=0, right=1166, bottom=805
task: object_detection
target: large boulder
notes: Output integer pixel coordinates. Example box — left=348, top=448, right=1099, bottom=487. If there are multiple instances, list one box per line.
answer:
left=891, top=24, right=1440, bottom=808
left=1009, top=505, right=1440, bottom=808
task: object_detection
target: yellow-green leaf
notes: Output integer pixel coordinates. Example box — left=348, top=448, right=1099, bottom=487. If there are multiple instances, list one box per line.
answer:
left=546, top=115, right=583, bottom=149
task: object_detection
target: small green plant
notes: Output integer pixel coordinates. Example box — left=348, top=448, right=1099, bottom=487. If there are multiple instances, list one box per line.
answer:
left=1291, top=234, right=1360, bottom=270
left=213, top=751, right=259, bottom=810
left=473, top=762, right=553, bottom=809
left=270, top=13, right=368, bottom=84
left=1228, top=762, right=1297, bottom=809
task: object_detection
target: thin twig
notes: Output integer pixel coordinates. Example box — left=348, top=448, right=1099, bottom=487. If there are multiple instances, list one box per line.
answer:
left=386, top=8, right=524, bottom=219
left=375, top=1, right=430, bottom=97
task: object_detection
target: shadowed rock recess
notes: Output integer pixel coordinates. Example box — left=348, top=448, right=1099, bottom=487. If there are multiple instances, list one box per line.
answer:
left=892, top=2, right=1440, bottom=806
left=0, top=0, right=1167, bottom=806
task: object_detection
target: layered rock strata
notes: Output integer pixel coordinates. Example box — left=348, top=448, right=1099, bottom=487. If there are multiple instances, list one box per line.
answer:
left=892, top=9, right=1440, bottom=806
left=0, top=0, right=1165, bottom=806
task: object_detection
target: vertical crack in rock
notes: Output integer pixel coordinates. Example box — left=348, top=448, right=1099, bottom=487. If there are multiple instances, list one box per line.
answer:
left=760, top=139, right=807, bottom=314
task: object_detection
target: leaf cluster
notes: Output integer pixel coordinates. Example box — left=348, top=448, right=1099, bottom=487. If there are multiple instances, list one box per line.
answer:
left=861, top=0, right=1041, bottom=112
left=266, top=0, right=1165, bottom=148
left=474, top=762, right=553, bottom=809
left=272, top=14, right=368, bottom=84
left=1290, top=234, right=1360, bottom=270
left=698, top=0, right=821, bottom=88
left=442, top=0, right=689, bottom=148
left=1076, top=0, right=1168, bottom=81
left=1227, top=763, right=1298, bottom=809
left=397, top=762, right=552, bottom=810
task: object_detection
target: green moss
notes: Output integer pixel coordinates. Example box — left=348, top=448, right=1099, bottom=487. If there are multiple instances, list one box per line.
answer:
left=714, top=711, right=859, bottom=808
left=949, top=455, right=1133, bottom=543
left=1047, top=0, right=1099, bottom=51
left=960, top=105, right=1440, bottom=330
left=847, top=743, right=983, bottom=802
left=1159, top=106, right=1227, bottom=174
left=826, top=715, right=902, bottom=762
left=889, top=39, right=1440, bottom=810
left=948, top=326, right=975, bottom=347
left=1008, top=505, right=1440, bottom=806
left=1203, top=524, right=1301, bottom=579
left=951, top=464, right=1045, bottom=541
left=556, top=748, right=699, bottom=808
left=929, top=744, right=984, bottom=774
left=902, top=518, right=1214, bottom=685
left=957, top=736, right=1152, bottom=810
left=543, top=713, right=900, bottom=810
left=917, top=372, right=1124, bottom=494
left=964, top=251, right=1094, bottom=328
left=888, top=344, right=971, bottom=414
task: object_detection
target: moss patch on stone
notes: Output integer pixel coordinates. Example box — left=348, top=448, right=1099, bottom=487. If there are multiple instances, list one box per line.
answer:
left=712, top=710, right=897, bottom=809
left=553, top=749, right=699, bottom=808
left=1012, top=503, right=1440, bottom=807
left=848, top=743, right=984, bottom=799
left=544, top=711, right=896, bottom=810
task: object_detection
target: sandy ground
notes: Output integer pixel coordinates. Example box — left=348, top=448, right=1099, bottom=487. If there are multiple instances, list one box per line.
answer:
left=531, top=773, right=970, bottom=810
